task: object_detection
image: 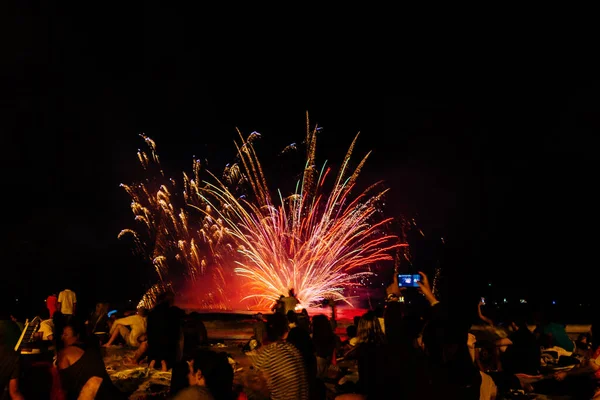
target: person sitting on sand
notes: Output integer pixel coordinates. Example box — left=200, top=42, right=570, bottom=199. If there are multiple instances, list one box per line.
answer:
left=57, top=319, right=126, bottom=399
left=86, top=302, right=110, bottom=338
left=102, top=306, right=147, bottom=348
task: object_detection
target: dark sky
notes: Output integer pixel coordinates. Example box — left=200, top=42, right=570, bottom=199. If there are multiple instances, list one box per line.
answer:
left=2, top=5, right=598, bottom=313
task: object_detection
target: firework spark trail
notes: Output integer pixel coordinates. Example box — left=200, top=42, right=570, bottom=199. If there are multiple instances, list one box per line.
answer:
left=197, top=116, right=406, bottom=307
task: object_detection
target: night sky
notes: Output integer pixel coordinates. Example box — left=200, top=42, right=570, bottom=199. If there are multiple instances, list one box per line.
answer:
left=2, top=6, right=598, bottom=315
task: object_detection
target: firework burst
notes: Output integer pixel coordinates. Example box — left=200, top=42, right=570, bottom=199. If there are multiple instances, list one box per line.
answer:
left=121, top=115, right=406, bottom=309
left=197, top=115, right=406, bottom=307
left=119, top=134, right=237, bottom=309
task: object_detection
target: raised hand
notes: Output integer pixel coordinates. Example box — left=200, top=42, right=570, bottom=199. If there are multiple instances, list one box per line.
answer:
left=416, top=271, right=438, bottom=305
left=386, top=273, right=406, bottom=298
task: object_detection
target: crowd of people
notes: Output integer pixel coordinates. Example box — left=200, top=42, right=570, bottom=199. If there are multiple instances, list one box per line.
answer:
left=1, top=273, right=599, bottom=399
left=0, top=288, right=211, bottom=399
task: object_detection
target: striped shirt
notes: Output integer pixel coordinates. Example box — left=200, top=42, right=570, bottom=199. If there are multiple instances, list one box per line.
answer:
left=248, top=341, right=308, bottom=400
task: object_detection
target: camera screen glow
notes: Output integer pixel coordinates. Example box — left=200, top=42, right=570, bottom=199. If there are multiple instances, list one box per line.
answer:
left=398, top=274, right=420, bottom=287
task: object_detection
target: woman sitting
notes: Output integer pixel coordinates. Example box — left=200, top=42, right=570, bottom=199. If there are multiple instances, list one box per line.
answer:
left=57, top=318, right=126, bottom=399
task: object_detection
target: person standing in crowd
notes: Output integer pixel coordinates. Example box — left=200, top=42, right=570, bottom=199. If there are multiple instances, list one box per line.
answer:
left=271, top=295, right=285, bottom=314
left=297, top=308, right=311, bottom=332
left=253, top=313, right=267, bottom=347
left=146, top=291, right=184, bottom=372
left=46, top=292, right=58, bottom=319
left=1, top=307, right=25, bottom=400
left=247, top=312, right=308, bottom=399
left=282, top=289, right=300, bottom=315
left=58, top=287, right=77, bottom=322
